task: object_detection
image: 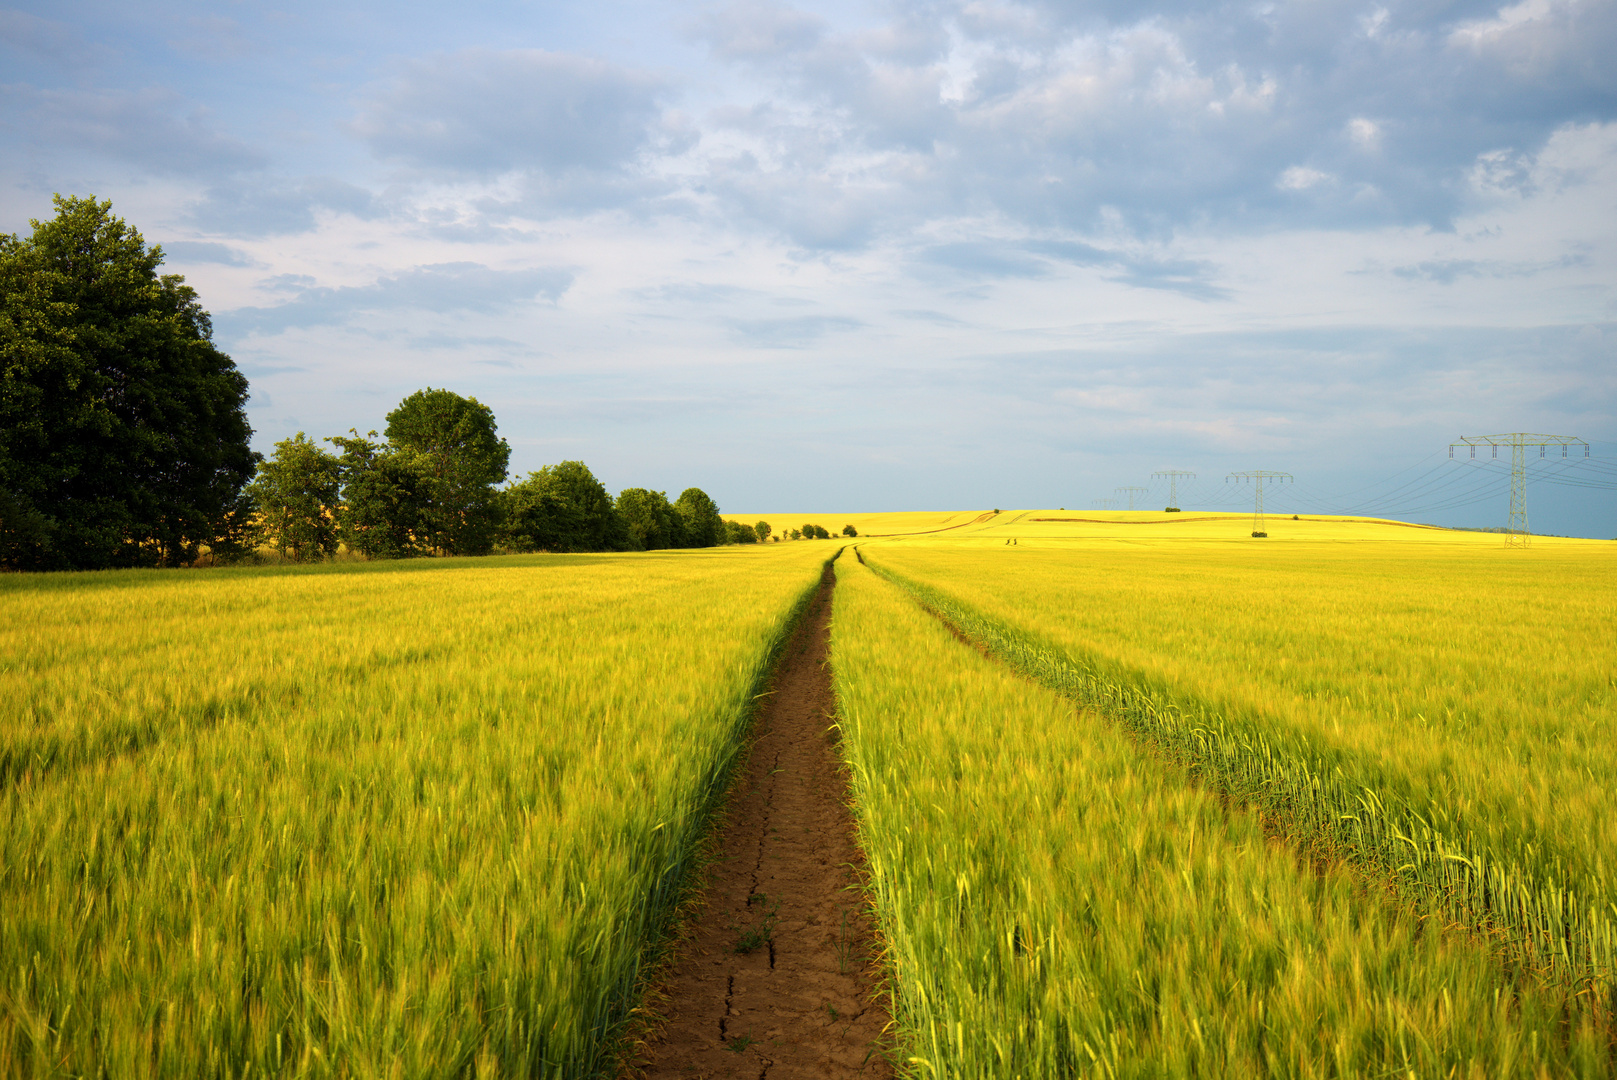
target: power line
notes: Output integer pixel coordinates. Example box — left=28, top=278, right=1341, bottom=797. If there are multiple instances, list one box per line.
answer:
left=1151, top=469, right=1195, bottom=512
left=1448, top=433, right=1590, bottom=546
left=1115, top=486, right=1148, bottom=512
left=1227, top=471, right=1292, bottom=537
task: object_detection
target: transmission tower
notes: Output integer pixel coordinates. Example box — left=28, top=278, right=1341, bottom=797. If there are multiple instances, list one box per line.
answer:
left=1448, top=433, right=1589, bottom=546
left=1227, top=471, right=1292, bottom=537
left=1115, top=486, right=1148, bottom=512
left=1152, top=469, right=1195, bottom=512
left=1092, top=498, right=1117, bottom=511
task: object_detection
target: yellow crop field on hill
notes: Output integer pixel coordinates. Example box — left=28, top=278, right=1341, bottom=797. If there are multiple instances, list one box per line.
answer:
left=859, top=524, right=1617, bottom=985
left=831, top=552, right=1611, bottom=1077
left=0, top=545, right=828, bottom=1078
left=727, top=508, right=1567, bottom=544
left=722, top=509, right=993, bottom=536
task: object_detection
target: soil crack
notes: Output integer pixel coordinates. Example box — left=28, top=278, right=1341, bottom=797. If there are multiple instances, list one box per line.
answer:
left=630, top=563, right=892, bottom=1079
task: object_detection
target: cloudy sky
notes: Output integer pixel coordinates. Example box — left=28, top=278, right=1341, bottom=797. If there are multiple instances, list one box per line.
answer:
left=4, top=0, right=1615, bottom=535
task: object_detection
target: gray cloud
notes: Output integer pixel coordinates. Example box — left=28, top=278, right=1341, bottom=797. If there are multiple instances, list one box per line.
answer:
left=157, top=240, right=256, bottom=267
left=1391, top=252, right=1591, bottom=283
left=1, top=83, right=264, bottom=177
left=353, top=49, right=677, bottom=177
left=0, top=10, right=91, bottom=65
left=187, top=177, right=383, bottom=236
left=686, top=0, right=1617, bottom=246
left=916, top=240, right=1229, bottom=299
left=725, top=313, right=864, bottom=347
left=218, top=262, right=575, bottom=339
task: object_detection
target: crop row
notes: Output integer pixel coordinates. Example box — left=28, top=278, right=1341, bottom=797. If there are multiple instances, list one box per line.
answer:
left=829, top=553, right=1612, bottom=1077
left=862, top=553, right=1616, bottom=994
left=0, top=547, right=828, bottom=1078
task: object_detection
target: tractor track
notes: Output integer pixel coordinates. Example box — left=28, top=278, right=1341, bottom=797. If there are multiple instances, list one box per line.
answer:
left=630, top=561, right=892, bottom=1080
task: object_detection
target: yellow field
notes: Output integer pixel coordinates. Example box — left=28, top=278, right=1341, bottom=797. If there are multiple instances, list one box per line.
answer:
left=5, top=511, right=1611, bottom=1076
left=722, top=509, right=994, bottom=536
left=831, top=552, right=1611, bottom=1077
left=857, top=518, right=1617, bottom=985
left=728, top=508, right=1597, bottom=545
left=0, top=545, right=828, bottom=1078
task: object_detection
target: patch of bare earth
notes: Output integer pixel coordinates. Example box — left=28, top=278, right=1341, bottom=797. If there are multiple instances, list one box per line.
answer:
left=630, top=565, right=892, bottom=1080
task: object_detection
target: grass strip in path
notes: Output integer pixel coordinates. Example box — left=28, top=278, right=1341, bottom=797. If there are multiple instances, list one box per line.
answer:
left=633, top=559, right=893, bottom=1079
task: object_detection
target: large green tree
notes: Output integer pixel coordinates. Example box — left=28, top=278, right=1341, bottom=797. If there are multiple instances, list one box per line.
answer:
left=0, top=195, right=257, bottom=569
left=248, top=433, right=340, bottom=561
left=383, top=388, right=509, bottom=556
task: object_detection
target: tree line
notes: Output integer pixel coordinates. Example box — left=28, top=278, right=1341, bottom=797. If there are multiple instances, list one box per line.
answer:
left=250, top=389, right=747, bottom=561
left=0, top=196, right=764, bottom=571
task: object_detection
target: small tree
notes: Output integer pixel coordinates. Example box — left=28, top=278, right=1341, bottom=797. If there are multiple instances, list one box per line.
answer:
left=723, top=519, right=757, bottom=544
left=753, top=520, right=772, bottom=543
left=327, top=430, right=428, bottom=559
left=384, top=388, right=509, bottom=556
left=503, top=461, right=630, bottom=553
left=617, top=488, right=681, bottom=550
left=249, top=433, right=340, bottom=561
left=841, top=524, right=857, bottom=537
left=674, top=488, right=724, bottom=548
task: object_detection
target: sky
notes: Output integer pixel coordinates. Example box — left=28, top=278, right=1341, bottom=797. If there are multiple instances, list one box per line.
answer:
left=4, top=0, right=1616, bottom=536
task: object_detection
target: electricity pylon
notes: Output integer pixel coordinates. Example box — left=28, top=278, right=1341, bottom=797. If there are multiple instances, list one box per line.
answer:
left=1152, top=469, right=1195, bottom=512
left=1115, top=486, right=1148, bottom=512
left=1449, top=433, right=1589, bottom=546
left=1227, top=471, right=1292, bottom=537
left=1092, top=498, right=1117, bottom=511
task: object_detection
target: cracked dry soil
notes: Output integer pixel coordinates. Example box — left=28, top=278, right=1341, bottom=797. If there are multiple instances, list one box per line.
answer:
left=632, top=565, right=892, bottom=1080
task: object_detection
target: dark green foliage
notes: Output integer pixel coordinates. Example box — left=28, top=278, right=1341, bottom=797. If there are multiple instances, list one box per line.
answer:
left=841, top=524, right=858, bottom=537
left=0, top=195, right=257, bottom=569
left=384, top=388, right=509, bottom=556
left=503, top=461, right=631, bottom=553
left=723, top=519, right=758, bottom=544
left=753, top=520, right=772, bottom=543
left=801, top=523, right=830, bottom=539
left=617, top=487, right=683, bottom=550
left=248, top=433, right=340, bottom=561
left=326, top=430, right=429, bottom=559
left=674, top=488, right=724, bottom=548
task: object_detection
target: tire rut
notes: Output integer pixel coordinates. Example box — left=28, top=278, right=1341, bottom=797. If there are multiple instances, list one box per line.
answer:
left=631, top=562, right=892, bottom=1079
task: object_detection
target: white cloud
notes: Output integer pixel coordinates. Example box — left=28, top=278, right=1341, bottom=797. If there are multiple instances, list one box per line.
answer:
left=1277, top=166, right=1331, bottom=191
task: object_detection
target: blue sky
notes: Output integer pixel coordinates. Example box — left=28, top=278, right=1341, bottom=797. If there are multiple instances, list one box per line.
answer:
left=4, top=0, right=1615, bottom=534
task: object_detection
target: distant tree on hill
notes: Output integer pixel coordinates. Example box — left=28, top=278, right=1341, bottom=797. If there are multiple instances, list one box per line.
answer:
left=753, top=520, right=771, bottom=542
left=504, top=461, right=631, bottom=553
left=249, top=433, right=340, bottom=561
left=384, top=388, right=509, bottom=556
left=841, top=524, right=857, bottom=537
left=0, top=195, right=257, bottom=570
left=675, top=488, right=724, bottom=548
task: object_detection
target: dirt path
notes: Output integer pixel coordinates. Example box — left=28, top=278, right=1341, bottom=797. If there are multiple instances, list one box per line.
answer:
left=632, top=564, right=892, bottom=1080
